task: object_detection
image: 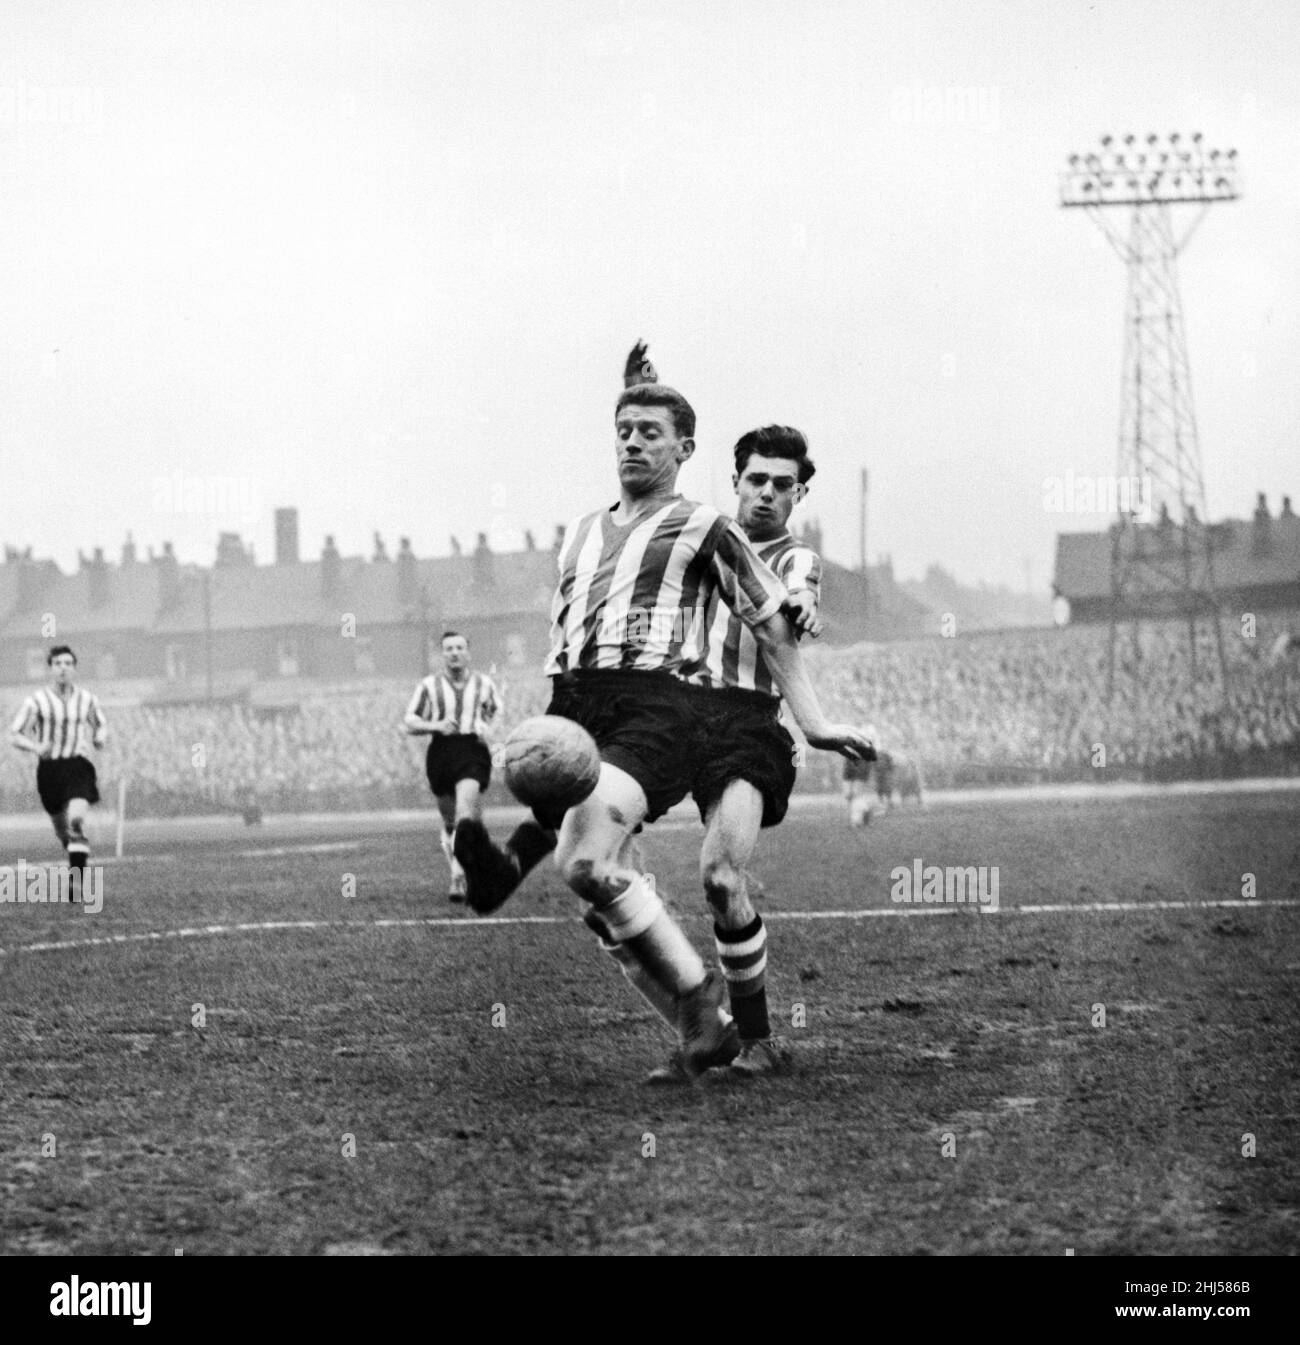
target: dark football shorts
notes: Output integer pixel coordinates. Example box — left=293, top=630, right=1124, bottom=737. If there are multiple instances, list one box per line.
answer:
left=425, top=734, right=492, bottom=796
left=544, top=669, right=705, bottom=824
left=36, top=756, right=100, bottom=815
left=688, top=685, right=798, bottom=828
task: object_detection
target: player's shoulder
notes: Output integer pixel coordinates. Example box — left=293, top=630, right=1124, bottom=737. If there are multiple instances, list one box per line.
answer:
left=675, top=497, right=727, bottom=525
left=760, top=532, right=817, bottom=563
left=679, top=500, right=757, bottom=548
left=563, top=504, right=615, bottom=534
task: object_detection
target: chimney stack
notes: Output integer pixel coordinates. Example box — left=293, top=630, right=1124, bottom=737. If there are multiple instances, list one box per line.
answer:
left=473, top=532, right=495, bottom=588
left=275, top=507, right=300, bottom=565
left=396, top=537, right=418, bottom=608
left=88, top=546, right=110, bottom=609
left=155, top=541, right=182, bottom=611
left=321, top=535, right=342, bottom=600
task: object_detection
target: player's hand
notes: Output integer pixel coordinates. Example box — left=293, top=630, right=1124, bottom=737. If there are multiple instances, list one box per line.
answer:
left=37, top=743, right=53, bottom=759
left=432, top=718, right=458, bottom=735
left=806, top=723, right=876, bottom=761
left=783, top=590, right=822, bottom=638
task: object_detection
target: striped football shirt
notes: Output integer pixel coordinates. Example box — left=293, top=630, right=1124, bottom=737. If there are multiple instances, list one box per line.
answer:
left=684, top=531, right=822, bottom=697
left=11, top=686, right=107, bottom=759
left=406, top=672, right=501, bottom=738
left=544, top=497, right=788, bottom=677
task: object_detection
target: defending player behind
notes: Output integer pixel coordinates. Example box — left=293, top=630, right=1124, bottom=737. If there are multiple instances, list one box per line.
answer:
left=9, top=646, right=107, bottom=886
left=403, top=631, right=501, bottom=902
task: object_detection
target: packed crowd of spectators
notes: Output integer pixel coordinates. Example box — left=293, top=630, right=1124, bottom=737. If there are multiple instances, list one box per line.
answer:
left=2, top=615, right=1296, bottom=815
left=802, top=612, right=1300, bottom=790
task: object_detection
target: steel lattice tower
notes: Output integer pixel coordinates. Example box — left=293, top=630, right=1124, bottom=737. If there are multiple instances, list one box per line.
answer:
left=1061, top=132, right=1240, bottom=700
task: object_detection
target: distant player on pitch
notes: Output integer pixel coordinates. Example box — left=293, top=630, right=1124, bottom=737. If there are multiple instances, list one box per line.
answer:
left=842, top=753, right=876, bottom=826
left=455, top=346, right=874, bottom=1080
left=9, top=645, right=108, bottom=882
left=403, top=631, right=501, bottom=902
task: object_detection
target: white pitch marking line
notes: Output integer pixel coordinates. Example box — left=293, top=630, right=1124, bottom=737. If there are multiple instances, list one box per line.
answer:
left=3, top=842, right=361, bottom=869
left=765, top=899, right=1300, bottom=919
left=1, top=898, right=1297, bottom=959
left=234, top=842, right=362, bottom=858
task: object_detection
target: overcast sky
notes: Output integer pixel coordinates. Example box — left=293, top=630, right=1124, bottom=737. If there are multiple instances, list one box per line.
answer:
left=1, top=0, right=1296, bottom=591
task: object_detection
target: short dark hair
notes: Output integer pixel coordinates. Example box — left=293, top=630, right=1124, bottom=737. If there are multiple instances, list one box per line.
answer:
left=733, top=425, right=817, bottom=486
left=47, top=645, right=77, bottom=665
left=441, top=630, right=466, bottom=645
left=616, top=384, right=696, bottom=440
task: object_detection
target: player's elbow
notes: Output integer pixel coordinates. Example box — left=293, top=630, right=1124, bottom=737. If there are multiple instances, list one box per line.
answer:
left=751, top=611, right=787, bottom=651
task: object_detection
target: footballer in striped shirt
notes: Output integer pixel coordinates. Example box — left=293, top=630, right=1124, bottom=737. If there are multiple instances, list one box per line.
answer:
left=9, top=645, right=107, bottom=876
left=403, top=631, right=501, bottom=902
left=601, top=425, right=863, bottom=1079
left=683, top=425, right=836, bottom=1075
left=455, top=358, right=874, bottom=1082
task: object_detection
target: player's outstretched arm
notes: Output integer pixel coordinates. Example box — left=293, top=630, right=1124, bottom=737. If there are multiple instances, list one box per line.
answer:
left=752, top=610, right=875, bottom=760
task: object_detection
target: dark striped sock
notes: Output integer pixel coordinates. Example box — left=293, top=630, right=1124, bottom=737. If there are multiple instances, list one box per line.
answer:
left=715, top=914, right=770, bottom=1042
left=66, top=822, right=88, bottom=872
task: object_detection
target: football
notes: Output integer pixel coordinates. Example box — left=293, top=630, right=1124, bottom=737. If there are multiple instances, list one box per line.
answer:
left=501, top=715, right=601, bottom=810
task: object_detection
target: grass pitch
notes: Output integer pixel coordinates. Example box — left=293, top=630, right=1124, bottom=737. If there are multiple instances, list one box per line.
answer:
left=2, top=788, right=1297, bottom=1254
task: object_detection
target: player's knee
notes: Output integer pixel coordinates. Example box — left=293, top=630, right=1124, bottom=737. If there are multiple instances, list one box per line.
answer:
left=701, top=858, right=741, bottom=915
left=561, top=854, right=614, bottom=904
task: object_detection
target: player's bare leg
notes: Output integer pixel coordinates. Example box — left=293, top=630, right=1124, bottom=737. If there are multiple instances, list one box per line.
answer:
left=447, top=778, right=484, bottom=902
left=702, top=780, right=788, bottom=1076
left=453, top=777, right=483, bottom=825
left=64, top=797, right=90, bottom=874
left=434, top=793, right=465, bottom=901
left=556, top=763, right=737, bottom=1078
left=61, top=799, right=92, bottom=901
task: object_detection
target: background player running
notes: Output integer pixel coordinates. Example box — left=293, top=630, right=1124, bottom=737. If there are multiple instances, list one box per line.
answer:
left=455, top=359, right=873, bottom=1080
left=403, top=631, right=501, bottom=902
left=9, top=645, right=108, bottom=884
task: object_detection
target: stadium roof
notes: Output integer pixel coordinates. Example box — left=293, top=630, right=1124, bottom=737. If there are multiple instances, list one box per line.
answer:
left=1055, top=515, right=1300, bottom=601
left=0, top=550, right=557, bottom=640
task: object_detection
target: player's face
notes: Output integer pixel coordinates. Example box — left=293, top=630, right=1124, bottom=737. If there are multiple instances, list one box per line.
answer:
left=734, top=454, right=805, bottom=540
left=49, top=654, right=76, bottom=687
left=441, top=638, right=469, bottom=673
left=615, top=405, right=693, bottom=498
